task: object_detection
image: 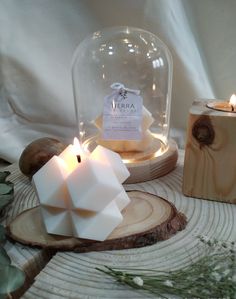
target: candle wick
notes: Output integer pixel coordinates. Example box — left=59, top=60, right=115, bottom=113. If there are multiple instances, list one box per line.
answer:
left=77, top=155, right=81, bottom=163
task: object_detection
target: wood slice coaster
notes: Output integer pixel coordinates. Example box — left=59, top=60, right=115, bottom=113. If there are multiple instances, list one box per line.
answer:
left=7, top=191, right=187, bottom=253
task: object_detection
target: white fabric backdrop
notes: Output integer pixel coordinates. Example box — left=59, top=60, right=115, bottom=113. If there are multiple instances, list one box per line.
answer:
left=1, top=0, right=236, bottom=162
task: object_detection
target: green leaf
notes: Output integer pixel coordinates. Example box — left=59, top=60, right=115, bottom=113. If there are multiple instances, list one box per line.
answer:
left=0, top=191, right=14, bottom=210
left=0, top=172, right=14, bottom=215
left=0, top=184, right=13, bottom=195
left=0, top=172, right=10, bottom=183
left=0, top=265, right=25, bottom=294
left=0, top=247, right=11, bottom=266
left=0, top=225, right=6, bottom=243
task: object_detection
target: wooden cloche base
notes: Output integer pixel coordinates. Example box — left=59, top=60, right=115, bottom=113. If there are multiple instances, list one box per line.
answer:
left=124, top=139, right=178, bottom=184
left=7, top=191, right=187, bottom=253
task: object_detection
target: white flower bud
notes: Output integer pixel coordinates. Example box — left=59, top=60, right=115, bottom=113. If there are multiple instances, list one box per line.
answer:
left=133, top=276, right=144, bottom=287
left=163, top=280, right=173, bottom=287
left=211, top=272, right=221, bottom=282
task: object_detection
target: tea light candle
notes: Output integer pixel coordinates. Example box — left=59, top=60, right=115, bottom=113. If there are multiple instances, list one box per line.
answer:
left=207, top=94, right=236, bottom=112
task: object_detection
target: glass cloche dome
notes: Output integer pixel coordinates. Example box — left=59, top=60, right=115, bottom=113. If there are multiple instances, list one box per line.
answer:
left=72, top=26, right=177, bottom=183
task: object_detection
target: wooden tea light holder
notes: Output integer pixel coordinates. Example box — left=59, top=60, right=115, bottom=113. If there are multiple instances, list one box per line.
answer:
left=8, top=140, right=186, bottom=252
left=183, top=99, right=236, bottom=204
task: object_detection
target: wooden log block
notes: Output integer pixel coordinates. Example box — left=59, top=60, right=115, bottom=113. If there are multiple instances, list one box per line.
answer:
left=183, top=100, right=236, bottom=204
left=7, top=191, right=187, bottom=252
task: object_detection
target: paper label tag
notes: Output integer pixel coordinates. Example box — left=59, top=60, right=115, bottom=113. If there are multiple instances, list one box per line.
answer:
left=103, top=85, right=143, bottom=140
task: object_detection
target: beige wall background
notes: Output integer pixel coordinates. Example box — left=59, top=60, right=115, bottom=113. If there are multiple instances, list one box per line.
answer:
left=1, top=0, right=236, bottom=161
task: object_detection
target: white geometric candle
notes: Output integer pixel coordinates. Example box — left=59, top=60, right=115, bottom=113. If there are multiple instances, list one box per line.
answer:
left=66, top=158, right=122, bottom=212
left=40, top=206, right=72, bottom=236
left=32, top=156, right=70, bottom=208
left=33, top=143, right=130, bottom=241
left=71, top=201, right=123, bottom=241
left=90, top=145, right=130, bottom=183
left=114, top=189, right=131, bottom=211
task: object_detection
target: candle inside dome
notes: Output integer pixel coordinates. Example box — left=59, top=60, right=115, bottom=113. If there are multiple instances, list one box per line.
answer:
left=94, top=106, right=154, bottom=152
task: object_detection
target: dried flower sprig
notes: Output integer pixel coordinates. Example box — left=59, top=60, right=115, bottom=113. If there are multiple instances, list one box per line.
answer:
left=96, top=236, right=236, bottom=299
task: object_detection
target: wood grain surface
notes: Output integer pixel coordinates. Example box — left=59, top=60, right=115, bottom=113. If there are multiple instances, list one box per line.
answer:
left=22, top=151, right=236, bottom=299
left=7, top=191, right=186, bottom=252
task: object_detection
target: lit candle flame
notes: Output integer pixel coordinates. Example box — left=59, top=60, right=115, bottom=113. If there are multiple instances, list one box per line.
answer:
left=73, top=137, right=82, bottom=155
left=229, top=94, right=236, bottom=108
left=73, top=137, right=84, bottom=163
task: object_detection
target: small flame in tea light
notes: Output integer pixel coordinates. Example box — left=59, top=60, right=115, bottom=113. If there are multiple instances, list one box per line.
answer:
left=229, top=94, right=236, bottom=111
left=207, top=94, right=236, bottom=112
